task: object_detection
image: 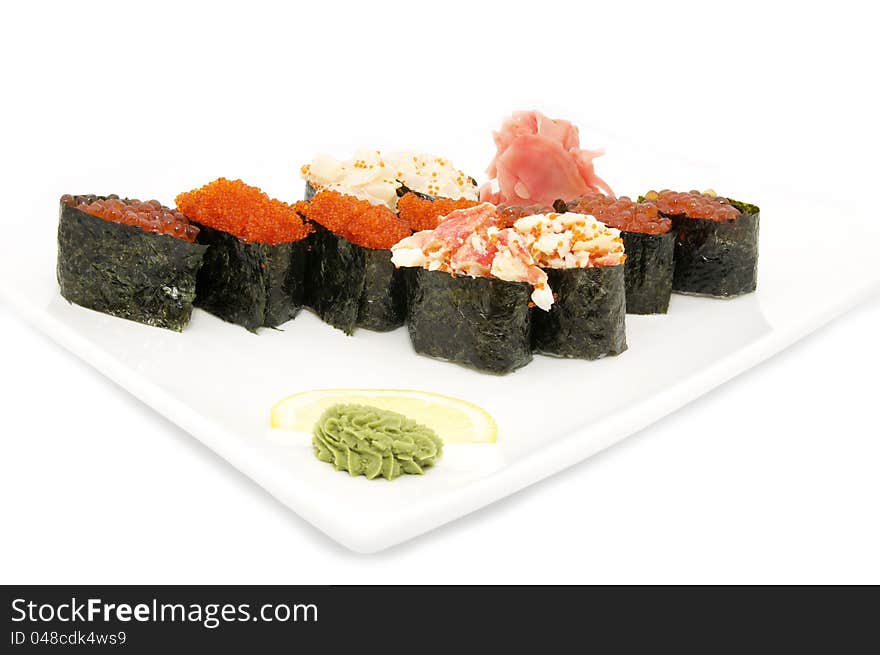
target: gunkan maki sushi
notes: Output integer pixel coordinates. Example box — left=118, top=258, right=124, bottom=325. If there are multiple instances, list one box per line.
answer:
left=298, top=190, right=411, bottom=334
left=567, top=194, right=674, bottom=314
left=511, top=211, right=627, bottom=359
left=175, top=178, right=312, bottom=332
left=57, top=194, right=207, bottom=331
left=391, top=203, right=552, bottom=374
left=643, top=190, right=759, bottom=298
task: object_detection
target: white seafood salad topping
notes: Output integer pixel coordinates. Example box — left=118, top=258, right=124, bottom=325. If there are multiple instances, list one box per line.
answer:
left=512, top=212, right=626, bottom=269
left=301, top=150, right=478, bottom=210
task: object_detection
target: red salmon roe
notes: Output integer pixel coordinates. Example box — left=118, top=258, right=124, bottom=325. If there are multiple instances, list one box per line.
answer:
left=396, top=193, right=479, bottom=232
left=643, top=190, right=740, bottom=222
left=62, top=194, right=199, bottom=242
left=568, top=193, right=671, bottom=235
left=301, top=190, right=411, bottom=250
left=496, top=202, right=558, bottom=228
left=174, top=178, right=311, bottom=245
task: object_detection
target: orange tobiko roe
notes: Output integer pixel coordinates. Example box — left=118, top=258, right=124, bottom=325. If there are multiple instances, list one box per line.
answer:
left=644, top=190, right=740, bottom=222
left=300, top=190, right=411, bottom=250
left=62, top=194, right=199, bottom=242
left=568, top=193, right=671, bottom=235
left=174, top=178, right=312, bottom=245
left=396, top=193, right=480, bottom=232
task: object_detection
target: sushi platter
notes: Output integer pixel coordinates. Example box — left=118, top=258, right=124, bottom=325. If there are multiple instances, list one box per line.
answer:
left=1, top=113, right=879, bottom=552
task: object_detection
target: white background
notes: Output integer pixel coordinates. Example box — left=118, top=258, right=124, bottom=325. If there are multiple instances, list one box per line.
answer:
left=1, top=1, right=878, bottom=583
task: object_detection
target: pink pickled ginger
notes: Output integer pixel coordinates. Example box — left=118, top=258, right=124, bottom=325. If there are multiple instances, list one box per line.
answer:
left=480, top=110, right=613, bottom=205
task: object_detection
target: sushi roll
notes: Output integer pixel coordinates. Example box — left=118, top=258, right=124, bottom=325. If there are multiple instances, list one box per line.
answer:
left=567, top=194, right=674, bottom=314
left=57, top=194, right=207, bottom=331
left=175, top=178, right=312, bottom=332
left=300, top=150, right=478, bottom=210
left=392, top=203, right=552, bottom=374
left=643, top=190, right=759, bottom=298
left=298, top=191, right=411, bottom=334
left=511, top=212, right=627, bottom=359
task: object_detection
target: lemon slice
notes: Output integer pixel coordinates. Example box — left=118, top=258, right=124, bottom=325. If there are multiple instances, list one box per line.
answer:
left=271, top=389, right=497, bottom=444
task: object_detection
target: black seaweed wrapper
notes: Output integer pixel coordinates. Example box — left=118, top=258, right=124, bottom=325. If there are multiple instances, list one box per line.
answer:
left=621, top=230, right=675, bottom=314
left=670, top=198, right=760, bottom=298
left=305, top=224, right=406, bottom=335
left=532, top=265, right=627, bottom=359
left=406, top=268, right=533, bottom=374
left=57, top=197, right=207, bottom=332
left=193, top=224, right=307, bottom=332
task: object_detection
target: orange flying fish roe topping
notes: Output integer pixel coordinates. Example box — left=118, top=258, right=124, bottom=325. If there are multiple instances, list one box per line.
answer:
left=61, top=194, right=199, bottom=242
left=396, top=193, right=480, bottom=232
left=643, top=189, right=740, bottom=222
left=568, top=193, right=671, bottom=235
left=174, top=178, right=312, bottom=245
left=300, top=190, right=411, bottom=250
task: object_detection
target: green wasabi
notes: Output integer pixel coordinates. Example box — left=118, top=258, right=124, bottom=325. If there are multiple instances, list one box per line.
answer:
left=312, top=404, right=443, bottom=480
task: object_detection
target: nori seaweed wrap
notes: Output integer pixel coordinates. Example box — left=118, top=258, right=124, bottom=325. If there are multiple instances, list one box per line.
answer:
left=567, top=194, right=674, bottom=315
left=645, top=191, right=759, bottom=298
left=300, top=190, right=411, bottom=334
left=57, top=195, right=207, bottom=331
left=406, top=268, right=533, bottom=374
left=619, top=230, right=675, bottom=314
left=532, top=265, right=627, bottom=359
left=192, top=225, right=307, bottom=331
left=175, top=178, right=313, bottom=332
left=304, top=224, right=406, bottom=334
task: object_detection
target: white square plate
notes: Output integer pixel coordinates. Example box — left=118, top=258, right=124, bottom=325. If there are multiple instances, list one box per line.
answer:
left=2, top=144, right=878, bottom=553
